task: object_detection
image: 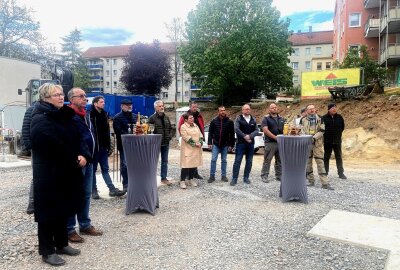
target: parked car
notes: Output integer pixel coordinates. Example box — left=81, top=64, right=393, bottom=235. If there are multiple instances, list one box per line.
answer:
left=178, top=125, right=264, bottom=153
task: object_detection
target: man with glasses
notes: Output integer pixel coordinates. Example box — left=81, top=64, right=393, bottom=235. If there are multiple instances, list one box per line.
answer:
left=113, top=99, right=137, bottom=192
left=260, top=103, right=285, bottom=183
left=89, top=96, right=125, bottom=199
left=301, top=104, right=334, bottom=190
left=67, top=88, right=103, bottom=243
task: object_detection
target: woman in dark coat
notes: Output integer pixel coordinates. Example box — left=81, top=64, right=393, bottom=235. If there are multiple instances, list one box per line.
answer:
left=30, top=83, right=87, bottom=266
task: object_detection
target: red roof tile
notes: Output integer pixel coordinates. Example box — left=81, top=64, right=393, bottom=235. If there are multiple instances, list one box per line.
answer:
left=289, top=30, right=333, bottom=46
left=82, top=42, right=178, bottom=58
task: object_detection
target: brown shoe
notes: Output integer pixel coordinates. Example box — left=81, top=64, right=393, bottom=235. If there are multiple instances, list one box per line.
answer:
left=80, top=225, right=103, bottom=236
left=68, top=231, right=85, bottom=243
left=161, top=179, right=172, bottom=186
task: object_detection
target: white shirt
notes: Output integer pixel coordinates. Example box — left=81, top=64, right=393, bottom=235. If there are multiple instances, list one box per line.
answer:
left=242, top=114, right=251, bottom=123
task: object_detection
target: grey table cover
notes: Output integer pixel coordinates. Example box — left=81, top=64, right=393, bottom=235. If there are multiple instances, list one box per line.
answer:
left=121, top=134, right=161, bottom=215
left=277, top=135, right=313, bottom=203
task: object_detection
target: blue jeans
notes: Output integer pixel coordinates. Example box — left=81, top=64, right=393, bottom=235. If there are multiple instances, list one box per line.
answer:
left=67, top=163, right=93, bottom=233
left=232, top=143, right=254, bottom=183
left=92, top=147, right=116, bottom=191
left=120, top=149, right=128, bottom=189
left=160, top=145, right=169, bottom=180
left=210, top=145, right=228, bottom=177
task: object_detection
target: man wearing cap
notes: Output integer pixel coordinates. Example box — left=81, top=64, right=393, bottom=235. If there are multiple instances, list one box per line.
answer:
left=295, top=107, right=307, bottom=126
left=301, top=104, right=334, bottom=190
left=113, top=99, right=138, bottom=191
left=322, top=103, right=347, bottom=179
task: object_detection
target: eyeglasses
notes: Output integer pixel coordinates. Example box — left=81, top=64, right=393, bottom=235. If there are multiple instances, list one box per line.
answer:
left=72, top=94, right=87, bottom=99
left=49, top=93, right=65, bottom=98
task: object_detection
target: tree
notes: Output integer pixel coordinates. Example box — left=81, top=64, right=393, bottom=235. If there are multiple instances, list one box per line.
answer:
left=165, top=17, right=185, bottom=103
left=73, top=57, right=92, bottom=90
left=120, top=41, right=172, bottom=96
left=0, top=0, right=45, bottom=58
left=61, top=28, right=82, bottom=67
left=179, top=0, right=293, bottom=105
left=340, top=45, right=386, bottom=84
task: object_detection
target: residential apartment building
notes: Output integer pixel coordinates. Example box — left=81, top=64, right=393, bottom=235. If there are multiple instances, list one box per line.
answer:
left=288, top=29, right=334, bottom=87
left=81, top=43, right=196, bottom=102
left=334, top=0, right=400, bottom=84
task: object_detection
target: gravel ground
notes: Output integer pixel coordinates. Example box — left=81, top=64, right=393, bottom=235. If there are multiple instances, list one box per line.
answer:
left=0, top=149, right=399, bottom=270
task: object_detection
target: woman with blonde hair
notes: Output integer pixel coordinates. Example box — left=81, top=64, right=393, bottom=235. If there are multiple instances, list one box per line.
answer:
left=179, top=113, right=203, bottom=189
left=30, top=83, right=89, bottom=266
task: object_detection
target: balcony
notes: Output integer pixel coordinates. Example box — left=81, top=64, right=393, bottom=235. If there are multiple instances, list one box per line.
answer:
left=87, top=87, right=104, bottom=92
left=381, top=7, right=400, bottom=33
left=90, top=76, right=103, bottom=81
left=190, top=84, right=201, bottom=90
left=365, top=18, right=380, bottom=38
left=380, top=43, right=400, bottom=66
left=87, top=64, right=103, bottom=69
left=364, top=0, right=380, bottom=9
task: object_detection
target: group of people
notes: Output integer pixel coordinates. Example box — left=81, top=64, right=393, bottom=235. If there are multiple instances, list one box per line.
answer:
left=260, top=102, right=346, bottom=191
left=22, top=85, right=346, bottom=266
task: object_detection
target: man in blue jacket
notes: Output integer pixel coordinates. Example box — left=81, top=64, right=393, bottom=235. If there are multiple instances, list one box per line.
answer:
left=67, top=88, right=103, bottom=243
left=231, top=104, right=260, bottom=186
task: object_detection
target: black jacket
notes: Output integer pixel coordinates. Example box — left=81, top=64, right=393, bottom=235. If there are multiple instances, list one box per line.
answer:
left=21, top=103, right=36, bottom=151
left=234, top=115, right=259, bottom=144
left=207, top=116, right=235, bottom=148
left=30, top=102, right=84, bottom=223
left=89, top=108, right=111, bottom=151
left=322, top=113, right=345, bottom=144
left=147, top=112, right=172, bottom=146
left=113, top=111, right=138, bottom=151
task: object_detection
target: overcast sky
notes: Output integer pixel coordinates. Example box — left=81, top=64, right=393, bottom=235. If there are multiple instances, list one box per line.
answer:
left=18, top=0, right=335, bottom=51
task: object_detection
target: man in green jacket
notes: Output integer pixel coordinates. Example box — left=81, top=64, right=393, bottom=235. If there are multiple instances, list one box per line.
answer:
left=147, top=100, right=173, bottom=185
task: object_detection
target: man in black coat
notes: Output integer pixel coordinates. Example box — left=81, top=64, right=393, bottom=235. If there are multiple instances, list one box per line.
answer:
left=147, top=100, right=173, bottom=185
left=89, top=96, right=125, bottom=198
left=207, top=106, right=235, bottom=183
left=113, top=99, right=137, bottom=191
left=322, top=103, right=347, bottom=179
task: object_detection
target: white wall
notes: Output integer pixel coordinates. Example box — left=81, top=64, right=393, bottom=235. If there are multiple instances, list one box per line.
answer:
left=0, top=57, right=41, bottom=106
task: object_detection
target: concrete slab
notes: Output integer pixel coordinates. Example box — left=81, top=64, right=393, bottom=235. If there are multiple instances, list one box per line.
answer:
left=0, top=158, right=31, bottom=168
left=308, top=209, right=400, bottom=270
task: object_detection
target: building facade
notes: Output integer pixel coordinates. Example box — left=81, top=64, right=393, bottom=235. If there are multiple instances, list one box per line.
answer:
left=288, top=30, right=334, bottom=87
left=82, top=43, right=197, bottom=103
left=333, top=0, right=400, bottom=85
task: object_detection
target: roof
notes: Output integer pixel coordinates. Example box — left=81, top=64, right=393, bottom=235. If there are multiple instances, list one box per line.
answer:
left=289, top=30, right=333, bottom=46
left=82, top=42, right=178, bottom=59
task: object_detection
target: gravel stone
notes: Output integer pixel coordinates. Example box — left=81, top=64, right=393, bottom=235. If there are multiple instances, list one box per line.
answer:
left=0, top=150, right=398, bottom=269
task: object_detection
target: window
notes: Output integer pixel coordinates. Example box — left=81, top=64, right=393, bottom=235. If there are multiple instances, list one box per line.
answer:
left=317, top=62, right=322, bottom=70
left=106, top=70, right=110, bottom=76
left=305, top=48, right=311, bottom=55
left=113, top=59, right=117, bottom=65
left=315, top=47, right=322, bottom=55
left=177, top=92, right=181, bottom=98
left=292, top=62, right=299, bottom=70
left=184, top=91, right=189, bottom=97
left=305, top=61, right=311, bottom=70
left=349, top=13, right=361, bottom=27
left=293, top=75, right=299, bottom=83
left=106, top=81, right=110, bottom=87
left=113, top=70, right=117, bottom=76
left=161, top=92, right=168, bottom=98
left=113, top=81, right=117, bottom=87
left=293, top=48, right=299, bottom=56
left=106, top=59, right=110, bottom=65
left=326, top=62, right=331, bottom=70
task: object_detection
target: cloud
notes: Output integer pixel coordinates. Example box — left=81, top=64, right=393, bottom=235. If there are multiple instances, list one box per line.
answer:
left=82, top=28, right=134, bottom=46
left=286, top=11, right=333, bottom=32
left=273, top=0, right=335, bottom=17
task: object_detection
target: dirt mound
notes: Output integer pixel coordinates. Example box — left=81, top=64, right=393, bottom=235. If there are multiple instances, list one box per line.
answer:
left=179, top=95, right=400, bottom=163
